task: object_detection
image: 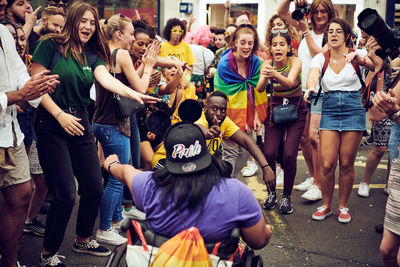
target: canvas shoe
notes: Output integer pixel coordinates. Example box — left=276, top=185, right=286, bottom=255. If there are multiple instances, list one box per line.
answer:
left=40, top=253, right=65, bottom=267
left=312, top=206, right=332, bottom=221
left=72, top=239, right=111, bottom=256
left=242, top=160, right=258, bottom=177
left=276, top=166, right=284, bottom=186
left=263, top=192, right=277, bottom=210
left=358, top=182, right=370, bottom=198
left=123, top=206, right=146, bottom=221
left=338, top=207, right=351, bottom=223
left=24, top=217, right=45, bottom=237
left=279, top=195, right=293, bottom=214
left=301, top=185, right=322, bottom=201
left=296, top=177, right=314, bottom=191
left=96, top=228, right=127, bottom=246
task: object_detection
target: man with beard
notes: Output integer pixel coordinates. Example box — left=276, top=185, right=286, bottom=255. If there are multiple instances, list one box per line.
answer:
left=196, top=91, right=275, bottom=188
left=28, top=6, right=64, bottom=55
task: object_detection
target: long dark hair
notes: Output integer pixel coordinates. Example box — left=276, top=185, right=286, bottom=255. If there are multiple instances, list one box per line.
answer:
left=152, top=156, right=232, bottom=210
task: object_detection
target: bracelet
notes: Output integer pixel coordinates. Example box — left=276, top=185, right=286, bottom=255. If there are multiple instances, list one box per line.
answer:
left=261, top=163, right=269, bottom=169
left=55, top=110, right=63, bottom=119
left=107, top=160, right=120, bottom=173
left=390, top=109, right=400, bottom=122
left=303, top=31, right=310, bottom=38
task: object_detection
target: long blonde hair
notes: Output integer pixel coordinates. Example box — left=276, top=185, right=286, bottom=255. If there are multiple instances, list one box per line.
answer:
left=43, top=1, right=111, bottom=67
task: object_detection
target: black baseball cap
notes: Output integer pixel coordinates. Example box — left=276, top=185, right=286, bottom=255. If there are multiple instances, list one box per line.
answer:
left=164, top=122, right=211, bottom=174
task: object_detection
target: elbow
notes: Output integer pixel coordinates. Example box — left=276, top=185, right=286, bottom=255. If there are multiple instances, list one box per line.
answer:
left=248, top=232, right=271, bottom=250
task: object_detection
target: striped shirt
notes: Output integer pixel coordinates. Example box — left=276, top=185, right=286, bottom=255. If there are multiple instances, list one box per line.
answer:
left=271, top=58, right=302, bottom=97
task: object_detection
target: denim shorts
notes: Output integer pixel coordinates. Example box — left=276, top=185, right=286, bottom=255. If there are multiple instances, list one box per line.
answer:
left=320, top=91, right=366, bottom=132
left=307, top=92, right=324, bottom=114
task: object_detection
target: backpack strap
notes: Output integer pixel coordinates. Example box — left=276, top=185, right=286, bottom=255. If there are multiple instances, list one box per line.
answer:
left=313, top=49, right=329, bottom=105
left=348, top=48, right=365, bottom=90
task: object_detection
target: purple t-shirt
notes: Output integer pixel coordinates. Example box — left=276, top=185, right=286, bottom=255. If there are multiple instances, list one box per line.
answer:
left=132, top=171, right=262, bottom=242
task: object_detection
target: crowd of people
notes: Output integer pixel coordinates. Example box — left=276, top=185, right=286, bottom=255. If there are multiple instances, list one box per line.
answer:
left=0, top=0, right=399, bottom=266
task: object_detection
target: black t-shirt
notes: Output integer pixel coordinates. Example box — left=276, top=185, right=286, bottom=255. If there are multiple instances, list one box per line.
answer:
left=28, top=30, right=40, bottom=55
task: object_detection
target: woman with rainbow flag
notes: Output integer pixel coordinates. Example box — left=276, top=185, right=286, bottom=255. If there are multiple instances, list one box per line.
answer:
left=214, top=24, right=268, bottom=177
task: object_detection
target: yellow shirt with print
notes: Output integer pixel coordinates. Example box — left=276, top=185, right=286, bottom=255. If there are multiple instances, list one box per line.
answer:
left=159, top=41, right=196, bottom=66
left=151, top=112, right=239, bottom=169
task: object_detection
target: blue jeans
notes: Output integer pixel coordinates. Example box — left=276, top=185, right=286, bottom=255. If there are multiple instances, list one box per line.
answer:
left=389, top=123, right=400, bottom=165
left=93, top=123, right=130, bottom=230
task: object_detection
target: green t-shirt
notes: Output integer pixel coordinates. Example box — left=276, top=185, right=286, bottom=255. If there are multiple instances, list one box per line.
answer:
left=31, top=38, right=105, bottom=108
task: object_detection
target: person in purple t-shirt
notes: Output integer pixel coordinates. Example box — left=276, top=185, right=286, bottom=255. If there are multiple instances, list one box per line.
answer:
left=104, top=121, right=272, bottom=248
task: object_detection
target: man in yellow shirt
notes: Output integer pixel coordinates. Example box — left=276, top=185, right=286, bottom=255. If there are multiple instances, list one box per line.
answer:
left=152, top=91, right=275, bottom=192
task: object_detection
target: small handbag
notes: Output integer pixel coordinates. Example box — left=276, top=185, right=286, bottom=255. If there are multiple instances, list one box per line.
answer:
left=272, top=102, right=298, bottom=124
left=111, top=49, right=145, bottom=118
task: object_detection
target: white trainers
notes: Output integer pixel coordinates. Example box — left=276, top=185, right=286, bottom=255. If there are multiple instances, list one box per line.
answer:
left=301, top=185, right=322, bottom=201
left=276, top=166, right=284, bottom=186
left=358, top=182, right=370, bottom=198
left=242, top=160, right=258, bottom=177
left=112, top=220, right=122, bottom=232
left=296, top=177, right=314, bottom=191
left=122, top=206, right=146, bottom=221
left=96, top=228, right=127, bottom=246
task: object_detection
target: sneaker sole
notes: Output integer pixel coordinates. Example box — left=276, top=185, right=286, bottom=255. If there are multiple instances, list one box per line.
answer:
left=312, top=211, right=332, bottom=220
left=72, top=246, right=112, bottom=257
left=301, top=193, right=322, bottom=201
left=23, top=228, right=45, bottom=237
left=338, top=216, right=352, bottom=223
left=96, top=236, right=127, bottom=246
left=280, top=208, right=293, bottom=214
left=357, top=192, right=369, bottom=198
left=263, top=199, right=277, bottom=210
left=295, top=185, right=312, bottom=191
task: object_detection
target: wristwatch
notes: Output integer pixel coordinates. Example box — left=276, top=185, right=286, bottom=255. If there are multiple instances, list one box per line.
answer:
left=390, top=109, right=400, bottom=122
left=107, top=160, right=120, bottom=172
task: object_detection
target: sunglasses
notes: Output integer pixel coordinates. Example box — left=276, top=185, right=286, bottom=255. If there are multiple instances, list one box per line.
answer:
left=271, top=29, right=288, bottom=34
left=171, top=29, right=184, bottom=34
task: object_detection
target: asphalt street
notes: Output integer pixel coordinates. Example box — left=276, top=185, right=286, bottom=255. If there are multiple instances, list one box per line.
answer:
left=18, top=142, right=388, bottom=266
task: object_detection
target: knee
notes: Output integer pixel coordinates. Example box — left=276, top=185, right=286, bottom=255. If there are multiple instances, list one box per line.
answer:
left=309, top=132, right=319, bottom=149
left=372, top=146, right=387, bottom=158
left=339, top=161, right=354, bottom=174
left=380, top=243, right=397, bottom=262
left=321, top=160, right=336, bottom=176
left=300, top=134, right=309, bottom=146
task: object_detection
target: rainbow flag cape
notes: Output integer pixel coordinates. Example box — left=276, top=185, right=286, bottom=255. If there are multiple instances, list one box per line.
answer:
left=214, top=49, right=268, bottom=131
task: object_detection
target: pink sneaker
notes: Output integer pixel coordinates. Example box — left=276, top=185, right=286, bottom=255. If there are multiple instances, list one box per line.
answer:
left=338, top=207, right=351, bottom=223
left=312, top=206, right=332, bottom=221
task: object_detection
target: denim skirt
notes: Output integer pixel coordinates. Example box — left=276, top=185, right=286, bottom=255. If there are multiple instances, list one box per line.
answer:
left=320, top=90, right=366, bottom=132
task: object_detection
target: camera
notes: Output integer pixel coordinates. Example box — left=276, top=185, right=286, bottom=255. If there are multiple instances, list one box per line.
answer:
left=357, top=8, right=400, bottom=59
left=291, top=1, right=310, bottom=21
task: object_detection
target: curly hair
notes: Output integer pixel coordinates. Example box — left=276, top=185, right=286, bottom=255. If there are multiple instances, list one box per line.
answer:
left=163, top=18, right=186, bottom=42
left=264, top=14, right=301, bottom=55
left=229, top=24, right=259, bottom=55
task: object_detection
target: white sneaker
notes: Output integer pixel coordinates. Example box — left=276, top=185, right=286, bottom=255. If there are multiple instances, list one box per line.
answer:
left=301, top=185, right=322, bottom=201
left=96, top=228, right=127, bottom=246
left=276, top=167, right=284, bottom=186
left=242, top=161, right=258, bottom=177
left=358, top=182, right=370, bottom=198
left=122, top=206, right=146, bottom=221
left=296, top=177, right=314, bottom=191
left=112, top=220, right=122, bottom=232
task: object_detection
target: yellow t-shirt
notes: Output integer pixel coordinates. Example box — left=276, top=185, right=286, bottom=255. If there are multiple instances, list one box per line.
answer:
left=151, top=113, right=239, bottom=169
left=159, top=41, right=196, bottom=66
left=196, top=114, right=240, bottom=154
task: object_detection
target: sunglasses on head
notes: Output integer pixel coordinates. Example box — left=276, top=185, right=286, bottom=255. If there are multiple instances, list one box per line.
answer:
left=271, top=29, right=288, bottom=34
